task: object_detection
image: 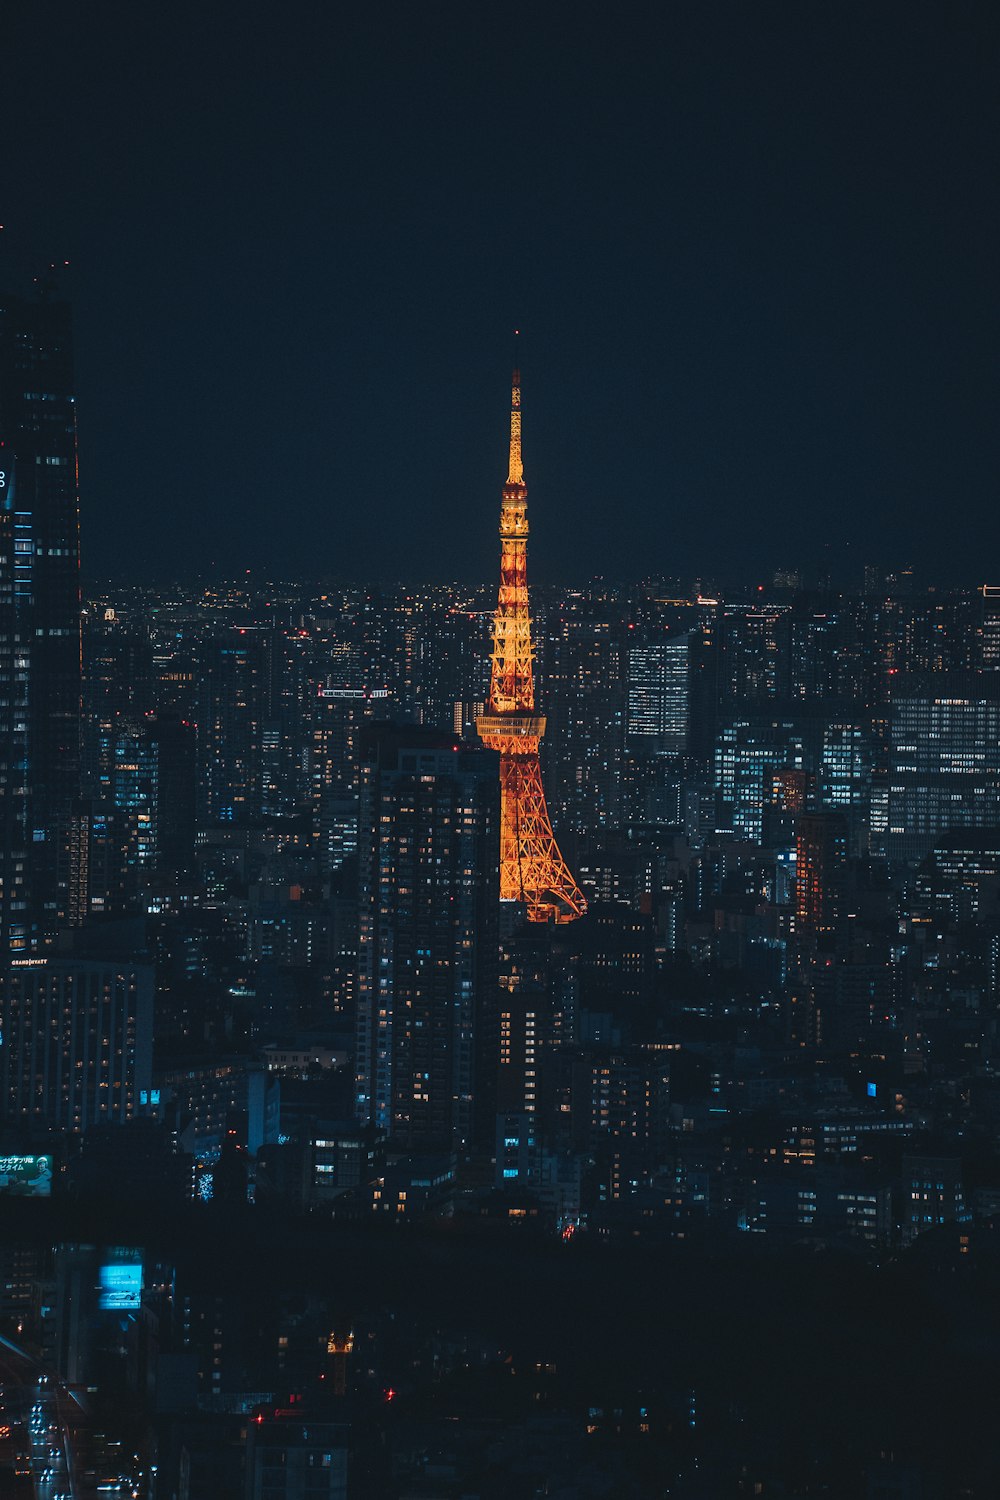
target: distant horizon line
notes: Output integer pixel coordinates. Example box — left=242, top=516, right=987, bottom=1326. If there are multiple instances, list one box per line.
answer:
left=83, top=567, right=998, bottom=598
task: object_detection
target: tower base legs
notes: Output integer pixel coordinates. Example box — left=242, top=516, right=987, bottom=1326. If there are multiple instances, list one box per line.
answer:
left=498, top=752, right=587, bottom=923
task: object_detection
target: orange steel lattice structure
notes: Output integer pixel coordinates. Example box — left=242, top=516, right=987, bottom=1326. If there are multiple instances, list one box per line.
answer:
left=477, top=353, right=587, bottom=923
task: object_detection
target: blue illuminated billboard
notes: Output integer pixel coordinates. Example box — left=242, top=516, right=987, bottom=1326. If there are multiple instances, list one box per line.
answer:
left=99, top=1251, right=143, bottom=1311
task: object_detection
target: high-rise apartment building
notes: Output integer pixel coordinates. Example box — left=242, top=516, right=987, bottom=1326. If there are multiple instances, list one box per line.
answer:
left=715, top=717, right=806, bottom=844
left=626, top=636, right=689, bottom=751
left=0, top=288, right=83, bottom=946
left=198, top=626, right=271, bottom=824
left=354, top=726, right=499, bottom=1152
left=795, top=812, right=848, bottom=939
left=309, top=685, right=390, bottom=873
left=818, top=722, right=872, bottom=854
left=0, top=954, right=154, bottom=1131
left=542, top=600, right=626, bottom=834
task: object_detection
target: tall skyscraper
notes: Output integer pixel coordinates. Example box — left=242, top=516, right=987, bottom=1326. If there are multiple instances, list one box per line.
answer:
left=85, top=710, right=198, bottom=917
left=477, top=350, right=587, bottom=922
left=197, top=625, right=270, bottom=824
left=309, top=684, right=391, bottom=874
left=354, top=725, right=500, bottom=1151
left=0, top=287, right=83, bottom=947
left=626, top=636, right=689, bottom=750
left=543, top=597, right=627, bottom=834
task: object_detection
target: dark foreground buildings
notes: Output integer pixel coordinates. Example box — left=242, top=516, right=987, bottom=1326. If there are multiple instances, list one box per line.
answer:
left=354, top=725, right=499, bottom=1153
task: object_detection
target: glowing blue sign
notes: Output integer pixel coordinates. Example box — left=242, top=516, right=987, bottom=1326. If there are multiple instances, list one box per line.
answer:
left=99, top=1251, right=143, bottom=1311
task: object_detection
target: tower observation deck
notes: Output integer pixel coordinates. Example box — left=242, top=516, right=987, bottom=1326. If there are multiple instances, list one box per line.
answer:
left=477, top=346, right=587, bottom=923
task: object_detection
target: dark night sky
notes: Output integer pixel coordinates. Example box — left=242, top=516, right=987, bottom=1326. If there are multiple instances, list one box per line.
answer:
left=2, top=2, right=998, bottom=586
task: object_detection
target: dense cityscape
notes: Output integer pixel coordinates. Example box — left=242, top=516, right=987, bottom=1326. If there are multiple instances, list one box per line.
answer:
left=3, top=1, right=1000, bottom=1495
left=0, top=281, right=999, bottom=1497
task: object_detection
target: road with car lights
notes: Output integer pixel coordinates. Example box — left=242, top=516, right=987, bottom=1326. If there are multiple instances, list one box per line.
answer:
left=0, top=1340, right=84, bottom=1500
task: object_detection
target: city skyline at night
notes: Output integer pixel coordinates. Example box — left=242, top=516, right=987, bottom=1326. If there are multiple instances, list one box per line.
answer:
left=2, top=6, right=1000, bottom=1497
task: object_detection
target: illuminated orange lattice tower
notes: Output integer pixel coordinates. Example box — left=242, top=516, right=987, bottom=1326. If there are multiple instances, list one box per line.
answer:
left=477, top=349, right=587, bottom=923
